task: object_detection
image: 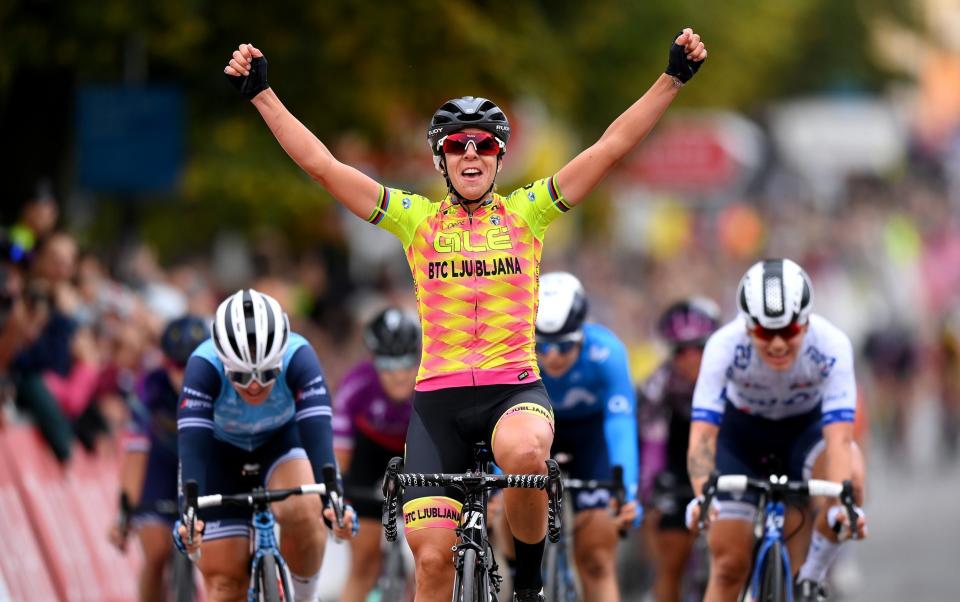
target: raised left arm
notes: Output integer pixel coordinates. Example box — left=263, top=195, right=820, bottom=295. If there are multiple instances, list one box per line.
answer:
left=556, top=28, right=707, bottom=205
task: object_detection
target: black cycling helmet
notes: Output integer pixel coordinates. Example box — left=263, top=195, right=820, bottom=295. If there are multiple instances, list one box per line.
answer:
left=363, top=307, right=421, bottom=361
left=657, top=297, right=721, bottom=348
left=161, top=315, right=209, bottom=368
left=427, top=96, right=511, bottom=156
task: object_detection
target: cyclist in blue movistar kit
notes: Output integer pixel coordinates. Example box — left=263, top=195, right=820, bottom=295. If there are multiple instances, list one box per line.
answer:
left=535, top=272, right=640, bottom=601
left=109, top=315, right=208, bottom=602
left=174, top=289, right=356, bottom=602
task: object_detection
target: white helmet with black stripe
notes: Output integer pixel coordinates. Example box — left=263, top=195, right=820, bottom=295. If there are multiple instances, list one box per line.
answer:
left=737, top=258, right=813, bottom=329
left=212, top=288, right=290, bottom=373
left=536, top=272, right=589, bottom=340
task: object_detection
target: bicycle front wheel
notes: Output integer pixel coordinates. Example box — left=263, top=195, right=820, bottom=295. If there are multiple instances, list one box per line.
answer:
left=457, top=548, right=477, bottom=602
left=757, top=540, right=787, bottom=602
left=171, top=551, right=196, bottom=602
left=257, top=554, right=288, bottom=602
left=543, top=542, right=560, bottom=602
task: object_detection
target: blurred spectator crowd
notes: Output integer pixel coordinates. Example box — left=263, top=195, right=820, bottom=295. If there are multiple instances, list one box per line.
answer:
left=2, top=141, right=959, bottom=471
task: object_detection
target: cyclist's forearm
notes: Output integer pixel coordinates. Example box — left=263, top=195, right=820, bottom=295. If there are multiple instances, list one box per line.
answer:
left=119, top=450, right=148, bottom=506
left=822, top=421, right=854, bottom=484
left=252, top=89, right=336, bottom=183
left=604, top=412, right=640, bottom=502
left=597, top=75, right=680, bottom=160
left=178, top=428, right=213, bottom=496
left=556, top=75, right=679, bottom=204
left=687, top=421, right=718, bottom=496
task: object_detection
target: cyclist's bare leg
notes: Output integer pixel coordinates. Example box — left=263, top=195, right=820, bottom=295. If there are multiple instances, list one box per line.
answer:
left=492, top=414, right=553, bottom=543
left=136, top=523, right=173, bottom=602
left=784, top=505, right=813, bottom=575
left=653, top=529, right=695, bottom=602
left=340, top=517, right=384, bottom=602
left=267, top=457, right=326, bottom=578
left=704, top=518, right=753, bottom=602
left=407, top=526, right=458, bottom=600
left=572, top=508, right=620, bottom=602
left=196, top=536, right=251, bottom=602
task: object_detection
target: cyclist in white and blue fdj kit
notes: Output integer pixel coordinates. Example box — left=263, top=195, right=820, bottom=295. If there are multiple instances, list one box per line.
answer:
left=174, top=289, right=356, bottom=602
left=535, top=272, right=640, bottom=602
left=686, top=259, right=868, bottom=602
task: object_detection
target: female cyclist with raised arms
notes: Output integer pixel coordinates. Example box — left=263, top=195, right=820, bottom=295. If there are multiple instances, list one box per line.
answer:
left=224, top=30, right=707, bottom=601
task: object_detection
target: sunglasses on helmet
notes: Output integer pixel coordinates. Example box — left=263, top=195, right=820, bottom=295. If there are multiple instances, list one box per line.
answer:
left=749, top=321, right=804, bottom=342
left=373, top=355, right=419, bottom=372
left=439, top=132, right=504, bottom=156
left=228, top=367, right=280, bottom=388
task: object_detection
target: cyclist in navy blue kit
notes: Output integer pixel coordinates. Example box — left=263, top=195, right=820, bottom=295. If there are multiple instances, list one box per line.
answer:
left=535, top=272, right=640, bottom=601
left=110, top=315, right=208, bottom=602
left=173, top=289, right=356, bottom=602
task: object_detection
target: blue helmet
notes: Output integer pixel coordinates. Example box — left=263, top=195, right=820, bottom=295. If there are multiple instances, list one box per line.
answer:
left=161, top=315, right=209, bottom=367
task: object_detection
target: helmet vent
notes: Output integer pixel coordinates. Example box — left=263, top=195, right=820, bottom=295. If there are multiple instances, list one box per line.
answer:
left=763, top=276, right=784, bottom=315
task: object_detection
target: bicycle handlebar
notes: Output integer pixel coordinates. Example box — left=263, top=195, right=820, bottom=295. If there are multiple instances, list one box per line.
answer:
left=699, top=471, right=859, bottom=538
left=392, top=472, right=551, bottom=489
left=380, top=456, right=565, bottom=543
left=194, top=483, right=328, bottom=508
left=714, top=474, right=843, bottom=497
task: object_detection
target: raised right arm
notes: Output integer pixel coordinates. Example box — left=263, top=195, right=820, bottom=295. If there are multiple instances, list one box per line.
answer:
left=227, top=44, right=381, bottom=220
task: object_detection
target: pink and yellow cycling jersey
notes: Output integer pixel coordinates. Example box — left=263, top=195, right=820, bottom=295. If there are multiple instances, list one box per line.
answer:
left=367, top=177, right=571, bottom=391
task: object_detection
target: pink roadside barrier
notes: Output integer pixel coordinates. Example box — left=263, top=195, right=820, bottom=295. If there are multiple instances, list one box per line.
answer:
left=0, top=426, right=142, bottom=601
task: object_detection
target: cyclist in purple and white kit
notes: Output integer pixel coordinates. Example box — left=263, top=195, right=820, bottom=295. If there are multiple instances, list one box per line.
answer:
left=638, top=298, right=720, bottom=602
left=334, top=307, right=419, bottom=602
left=685, top=259, right=868, bottom=602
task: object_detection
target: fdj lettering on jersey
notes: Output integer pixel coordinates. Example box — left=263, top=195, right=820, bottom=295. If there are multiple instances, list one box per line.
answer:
left=428, top=257, right=522, bottom=280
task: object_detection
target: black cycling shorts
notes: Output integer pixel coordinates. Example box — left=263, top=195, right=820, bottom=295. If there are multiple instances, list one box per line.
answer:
left=344, top=429, right=398, bottom=519
left=401, top=382, right=553, bottom=533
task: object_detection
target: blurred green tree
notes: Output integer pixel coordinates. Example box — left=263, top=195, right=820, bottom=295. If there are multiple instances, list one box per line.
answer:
left=0, top=0, right=917, bottom=256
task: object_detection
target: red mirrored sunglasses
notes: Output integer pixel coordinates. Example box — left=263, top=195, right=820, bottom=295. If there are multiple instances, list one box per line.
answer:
left=439, top=132, right=504, bottom=156
left=750, top=321, right=804, bottom=342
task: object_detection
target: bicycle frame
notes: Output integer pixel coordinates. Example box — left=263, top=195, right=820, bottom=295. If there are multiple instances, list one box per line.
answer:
left=700, top=472, right=858, bottom=602
left=452, top=472, right=500, bottom=600
left=748, top=500, right=794, bottom=602
left=381, top=446, right=563, bottom=602
left=183, top=474, right=335, bottom=602
left=248, top=505, right=294, bottom=601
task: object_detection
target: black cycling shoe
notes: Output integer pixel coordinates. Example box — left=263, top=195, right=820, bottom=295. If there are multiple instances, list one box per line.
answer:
left=513, top=588, right=545, bottom=602
left=796, top=578, right=828, bottom=602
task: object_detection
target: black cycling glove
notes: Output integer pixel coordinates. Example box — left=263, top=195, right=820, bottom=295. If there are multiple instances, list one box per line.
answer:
left=226, top=56, right=269, bottom=100
left=664, top=30, right=703, bottom=84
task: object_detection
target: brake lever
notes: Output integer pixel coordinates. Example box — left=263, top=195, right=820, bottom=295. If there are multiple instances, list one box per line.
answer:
left=322, top=464, right=345, bottom=531
left=698, top=471, right=719, bottom=532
